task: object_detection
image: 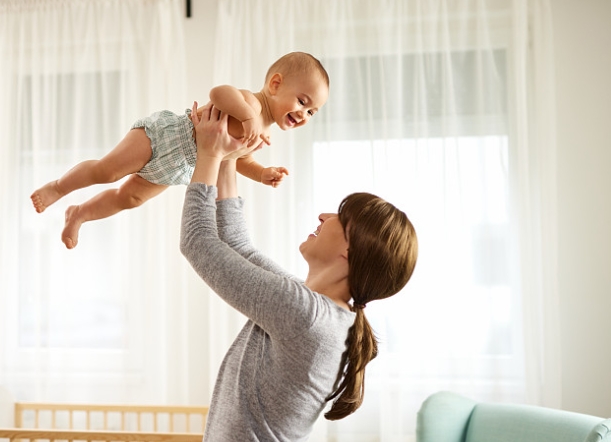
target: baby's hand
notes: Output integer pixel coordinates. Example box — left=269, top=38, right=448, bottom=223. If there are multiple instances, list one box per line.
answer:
left=242, top=119, right=270, bottom=148
left=261, top=167, right=289, bottom=188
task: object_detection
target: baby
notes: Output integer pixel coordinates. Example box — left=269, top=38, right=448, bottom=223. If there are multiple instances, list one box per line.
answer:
left=31, top=52, right=330, bottom=249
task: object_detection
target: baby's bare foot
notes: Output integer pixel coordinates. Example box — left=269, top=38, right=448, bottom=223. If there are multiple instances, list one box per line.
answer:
left=62, top=205, right=83, bottom=249
left=31, top=180, right=63, bottom=213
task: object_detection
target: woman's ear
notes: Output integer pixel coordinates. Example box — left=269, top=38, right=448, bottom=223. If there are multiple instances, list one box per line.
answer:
left=267, top=73, right=283, bottom=95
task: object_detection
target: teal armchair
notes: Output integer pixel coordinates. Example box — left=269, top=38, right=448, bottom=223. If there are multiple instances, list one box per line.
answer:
left=417, top=391, right=611, bottom=442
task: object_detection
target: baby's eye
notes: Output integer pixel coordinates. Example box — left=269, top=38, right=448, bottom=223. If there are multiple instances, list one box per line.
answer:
left=308, top=110, right=314, bottom=116
left=298, top=99, right=305, bottom=106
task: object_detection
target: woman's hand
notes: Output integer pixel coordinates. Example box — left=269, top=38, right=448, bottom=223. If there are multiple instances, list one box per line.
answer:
left=189, top=101, right=265, bottom=187
left=191, top=101, right=259, bottom=161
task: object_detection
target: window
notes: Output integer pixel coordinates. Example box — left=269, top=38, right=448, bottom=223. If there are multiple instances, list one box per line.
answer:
left=307, top=49, right=520, bottom=440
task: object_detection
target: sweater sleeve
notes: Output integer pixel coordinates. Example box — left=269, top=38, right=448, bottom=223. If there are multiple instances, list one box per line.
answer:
left=216, top=197, right=297, bottom=279
left=180, top=183, right=316, bottom=338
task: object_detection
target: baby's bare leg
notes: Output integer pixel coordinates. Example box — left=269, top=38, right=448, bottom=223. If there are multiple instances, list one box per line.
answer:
left=31, top=128, right=152, bottom=213
left=62, top=174, right=168, bottom=249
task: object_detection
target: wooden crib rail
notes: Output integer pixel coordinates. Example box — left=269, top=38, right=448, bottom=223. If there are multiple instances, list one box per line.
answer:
left=14, top=402, right=209, bottom=433
left=0, top=428, right=203, bottom=441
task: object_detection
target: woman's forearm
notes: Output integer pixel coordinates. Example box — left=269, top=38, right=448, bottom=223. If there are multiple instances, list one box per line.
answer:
left=217, top=159, right=239, bottom=200
left=190, top=154, right=223, bottom=186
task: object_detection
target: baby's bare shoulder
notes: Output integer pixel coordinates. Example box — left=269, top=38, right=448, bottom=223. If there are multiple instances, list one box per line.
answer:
left=240, top=89, right=262, bottom=113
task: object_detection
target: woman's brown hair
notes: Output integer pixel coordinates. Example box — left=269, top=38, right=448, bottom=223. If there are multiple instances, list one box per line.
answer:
left=324, top=192, right=418, bottom=420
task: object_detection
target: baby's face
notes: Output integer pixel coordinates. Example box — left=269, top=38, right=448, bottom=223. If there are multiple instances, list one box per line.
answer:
left=270, top=73, right=329, bottom=130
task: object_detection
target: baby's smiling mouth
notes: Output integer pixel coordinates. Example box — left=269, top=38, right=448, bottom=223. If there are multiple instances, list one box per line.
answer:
left=287, top=114, right=297, bottom=125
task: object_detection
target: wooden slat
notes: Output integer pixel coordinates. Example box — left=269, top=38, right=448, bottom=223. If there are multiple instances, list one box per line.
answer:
left=14, top=402, right=209, bottom=433
left=14, top=404, right=23, bottom=428
left=0, top=428, right=203, bottom=442
left=15, top=403, right=208, bottom=414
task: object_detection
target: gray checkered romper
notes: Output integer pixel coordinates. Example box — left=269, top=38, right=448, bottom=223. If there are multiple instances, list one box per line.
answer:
left=131, top=109, right=196, bottom=186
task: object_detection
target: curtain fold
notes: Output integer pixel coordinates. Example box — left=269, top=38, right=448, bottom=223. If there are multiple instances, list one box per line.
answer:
left=511, top=0, right=561, bottom=407
left=0, top=0, right=190, bottom=404
left=0, top=0, right=559, bottom=440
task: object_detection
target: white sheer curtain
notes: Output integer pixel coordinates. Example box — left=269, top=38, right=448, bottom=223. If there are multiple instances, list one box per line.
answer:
left=0, top=0, right=560, bottom=439
left=210, top=0, right=559, bottom=440
left=0, top=0, right=191, bottom=405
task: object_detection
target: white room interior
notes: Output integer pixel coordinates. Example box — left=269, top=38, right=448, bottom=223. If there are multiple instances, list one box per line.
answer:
left=1, top=0, right=610, bottom=440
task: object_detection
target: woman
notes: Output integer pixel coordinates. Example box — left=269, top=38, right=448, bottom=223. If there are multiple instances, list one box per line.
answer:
left=181, top=102, right=418, bottom=441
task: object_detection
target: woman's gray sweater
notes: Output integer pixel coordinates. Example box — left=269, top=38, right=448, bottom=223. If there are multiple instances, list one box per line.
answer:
left=180, top=183, right=355, bottom=442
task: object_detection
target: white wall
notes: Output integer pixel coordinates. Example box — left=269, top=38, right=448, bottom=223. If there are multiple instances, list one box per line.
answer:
left=181, top=0, right=611, bottom=417
left=552, top=0, right=611, bottom=417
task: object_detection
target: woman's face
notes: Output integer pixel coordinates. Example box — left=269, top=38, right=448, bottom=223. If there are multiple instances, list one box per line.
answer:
left=299, top=213, right=349, bottom=263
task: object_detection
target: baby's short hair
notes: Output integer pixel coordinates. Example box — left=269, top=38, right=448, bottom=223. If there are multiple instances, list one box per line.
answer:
left=265, top=52, right=329, bottom=87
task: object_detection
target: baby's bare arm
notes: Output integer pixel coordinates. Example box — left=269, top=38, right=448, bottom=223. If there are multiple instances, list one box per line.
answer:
left=210, top=85, right=259, bottom=122
left=236, top=154, right=264, bottom=182
left=236, top=155, right=289, bottom=188
left=210, top=86, right=266, bottom=147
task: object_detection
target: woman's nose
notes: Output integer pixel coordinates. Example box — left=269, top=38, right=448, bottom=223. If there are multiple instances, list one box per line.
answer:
left=319, top=213, right=335, bottom=223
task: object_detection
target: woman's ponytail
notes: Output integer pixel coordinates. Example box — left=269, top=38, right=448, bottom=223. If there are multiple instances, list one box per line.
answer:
left=325, top=308, right=377, bottom=420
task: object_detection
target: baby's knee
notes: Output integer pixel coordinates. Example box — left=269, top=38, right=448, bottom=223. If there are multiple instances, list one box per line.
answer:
left=117, top=189, right=147, bottom=209
left=116, top=175, right=162, bottom=210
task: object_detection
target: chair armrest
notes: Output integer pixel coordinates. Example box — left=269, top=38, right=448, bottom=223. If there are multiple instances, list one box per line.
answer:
left=585, top=418, right=611, bottom=442
left=416, top=391, right=478, bottom=442
left=466, top=403, right=607, bottom=442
